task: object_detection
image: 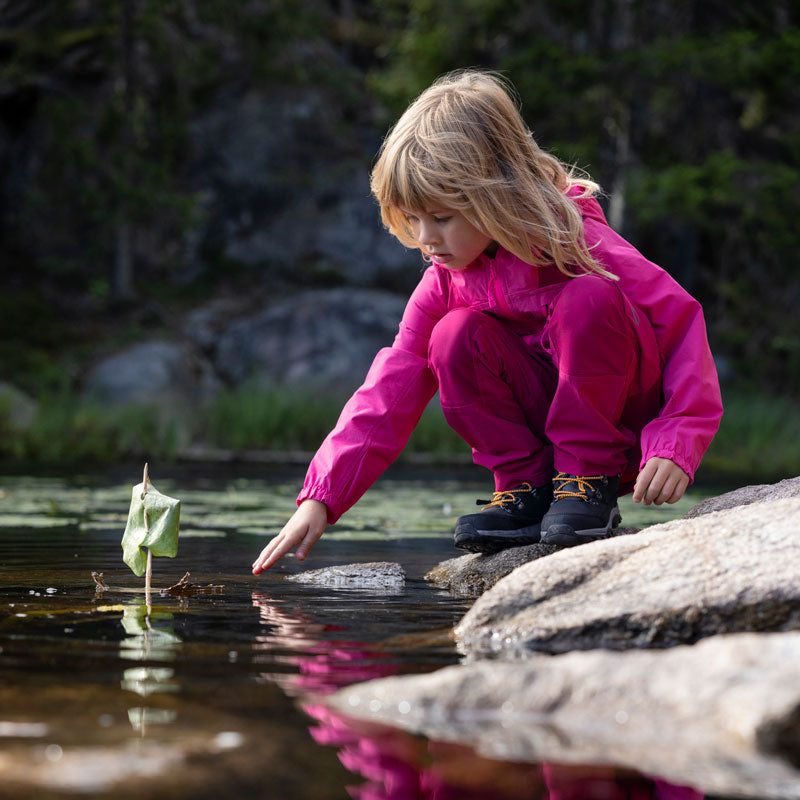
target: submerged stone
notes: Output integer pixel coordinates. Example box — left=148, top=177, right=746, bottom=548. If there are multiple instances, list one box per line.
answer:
left=287, top=561, right=406, bottom=591
left=327, top=631, right=800, bottom=800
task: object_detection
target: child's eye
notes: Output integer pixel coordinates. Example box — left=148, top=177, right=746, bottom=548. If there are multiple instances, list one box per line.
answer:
left=433, top=216, right=451, bottom=224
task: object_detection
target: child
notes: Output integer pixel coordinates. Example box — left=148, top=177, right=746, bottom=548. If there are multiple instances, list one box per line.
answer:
left=252, top=69, right=722, bottom=573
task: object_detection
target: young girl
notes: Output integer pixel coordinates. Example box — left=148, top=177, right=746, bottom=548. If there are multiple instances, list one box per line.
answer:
left=252, top=69, right=722, bottom=572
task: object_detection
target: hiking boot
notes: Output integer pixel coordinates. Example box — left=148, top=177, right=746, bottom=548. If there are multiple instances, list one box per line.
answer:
left=540, top=472, right=621, bottom=547
left=454, top=482, right=553, bottom=554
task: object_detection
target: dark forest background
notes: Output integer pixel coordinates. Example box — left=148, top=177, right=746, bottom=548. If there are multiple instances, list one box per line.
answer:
left=1, top=0, right=798, bottom=471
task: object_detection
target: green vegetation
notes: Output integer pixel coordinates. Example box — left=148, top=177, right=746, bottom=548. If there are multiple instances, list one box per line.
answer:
left=1, top=386, right=797, bottom=484
left=0, top=393, right=181, bottom=464
left=702, top=390, right=800, bottom=482
left=201, top=385, right=466, bottom=456
left=2, top=1, right=799, bottom=391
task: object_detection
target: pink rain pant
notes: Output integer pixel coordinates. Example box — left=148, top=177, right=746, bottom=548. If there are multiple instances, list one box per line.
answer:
left=427, top=276, right=662, bottom=492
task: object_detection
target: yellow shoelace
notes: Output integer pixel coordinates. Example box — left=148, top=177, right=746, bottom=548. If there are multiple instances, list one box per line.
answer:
left=481, top=482, right=533, bottom=509
left=552, top=472, right=603, bottom=501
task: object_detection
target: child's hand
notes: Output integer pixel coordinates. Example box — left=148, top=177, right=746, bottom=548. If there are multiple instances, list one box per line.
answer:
left=633, top=457, right=689, bottom=506
left=252, top=499, right=328, bottom=574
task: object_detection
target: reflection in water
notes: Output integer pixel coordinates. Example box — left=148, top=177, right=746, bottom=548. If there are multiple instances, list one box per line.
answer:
left=119, top=599, right=182, bottom=734
left=119, top=601, right=182, bottom=661
left=121, top=667, right=178, bottom=696
left=304, top=702, right=542, bottom=799
left=250, top=592, right=703, bottom=800
left=127, top=706, right=178, bottom=731
left=252, top=591, right=399, bottom=695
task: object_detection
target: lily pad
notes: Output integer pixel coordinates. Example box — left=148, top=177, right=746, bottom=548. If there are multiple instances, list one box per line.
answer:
left=0, top=515, right=79, bottom=529
left=179, top=529, right=227, bottom=538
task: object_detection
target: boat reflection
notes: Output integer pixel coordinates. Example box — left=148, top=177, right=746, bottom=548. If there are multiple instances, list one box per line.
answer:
left=119, top=598, right=181, bottom=734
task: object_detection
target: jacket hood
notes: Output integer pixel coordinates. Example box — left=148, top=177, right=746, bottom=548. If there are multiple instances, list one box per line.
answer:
left=566, top=185, right=609, bottom=226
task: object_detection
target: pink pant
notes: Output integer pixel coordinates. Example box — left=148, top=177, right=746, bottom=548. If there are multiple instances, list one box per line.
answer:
left=428, top=276, right=662, bottom=493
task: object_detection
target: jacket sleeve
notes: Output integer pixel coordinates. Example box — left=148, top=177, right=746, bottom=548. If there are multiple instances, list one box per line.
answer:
left=297, top=267, right=452, bottom=523
left=585, top=219, right=723, bottom=481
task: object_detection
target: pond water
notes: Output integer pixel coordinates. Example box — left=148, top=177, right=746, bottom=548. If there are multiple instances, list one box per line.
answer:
left=0, top=467, right=728, bottom=799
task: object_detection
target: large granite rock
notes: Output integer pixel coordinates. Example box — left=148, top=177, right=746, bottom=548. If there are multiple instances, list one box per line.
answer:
left=685, top=475, right=800, bottom=518
left=426, top=479, right=800, bottom=600
left=426, top=528, right=639, bottom=598
left=455, top=496, right=800, bottom=656
left=83, top=340, right=221, bottom=407
left=80, top=286, right=409, bottom=404
left=328, top=632, right=800, bottom=799
left=213, top=288, right=405, bottom=394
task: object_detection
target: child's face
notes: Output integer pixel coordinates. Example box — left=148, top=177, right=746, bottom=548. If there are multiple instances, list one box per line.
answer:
left=402, top=208, right=495, bottom=270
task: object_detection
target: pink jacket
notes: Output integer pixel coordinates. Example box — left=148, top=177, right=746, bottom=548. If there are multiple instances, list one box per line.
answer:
left=299, top=194, right=723, bottom=523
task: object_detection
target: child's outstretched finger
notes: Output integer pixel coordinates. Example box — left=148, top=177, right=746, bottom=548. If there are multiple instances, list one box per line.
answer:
left=252, top=499, right=328, bottom=574
left=254, top=532, right=298, bottom=573
left=296, top=526, right=325, bottom=562
left=251, top=523, right=305, bottom=573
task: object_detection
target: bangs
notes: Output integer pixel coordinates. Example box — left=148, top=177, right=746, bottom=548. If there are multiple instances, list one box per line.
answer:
left=381, top=140, right=455, bottom=214
left=373, top=135, right=469, bottom=247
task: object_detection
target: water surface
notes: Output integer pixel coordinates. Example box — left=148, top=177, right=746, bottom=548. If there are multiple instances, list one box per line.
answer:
left=0, top=469, right=716, bottom=799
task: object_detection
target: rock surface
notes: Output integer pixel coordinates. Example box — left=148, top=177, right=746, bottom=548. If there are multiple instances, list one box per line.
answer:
left=191, top=88, right=411, bottom=287
left=328, top=632, right=800, bottom=799
left=213, top=288, right=406, bottom=394
left=286, top=561, right=406, bottom=591
left=83, top=340, right=221, bottom=407
left=84, top=287, right=408, bottom=402
left=455, top=497, right=800, bottom=656
left=684, top=475, right=800, bottom=518
left=426, top=527, right=639, bottom=598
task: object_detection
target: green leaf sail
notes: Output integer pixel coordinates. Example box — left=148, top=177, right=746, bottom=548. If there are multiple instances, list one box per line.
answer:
left=121, top=481, right=181, bottom=576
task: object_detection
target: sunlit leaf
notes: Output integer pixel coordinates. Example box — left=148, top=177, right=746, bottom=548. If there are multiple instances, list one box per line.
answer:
left=121, top=481, right=180, bottom=577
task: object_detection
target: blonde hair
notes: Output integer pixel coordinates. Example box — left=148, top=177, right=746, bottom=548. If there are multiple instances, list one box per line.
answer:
left=370, top=69, right=614, bottom=279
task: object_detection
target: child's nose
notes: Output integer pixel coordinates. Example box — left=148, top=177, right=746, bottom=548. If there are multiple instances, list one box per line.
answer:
left=418, top=223, right=440, bottom=246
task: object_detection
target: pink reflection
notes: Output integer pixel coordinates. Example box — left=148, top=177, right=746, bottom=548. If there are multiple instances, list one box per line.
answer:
left=303, top=702, right=543, bottom=800
left=252, top=591, right=398, bottom=695
left=251, top=592, right=703, bottom=800
left=541, top=763, right=703, bottom=800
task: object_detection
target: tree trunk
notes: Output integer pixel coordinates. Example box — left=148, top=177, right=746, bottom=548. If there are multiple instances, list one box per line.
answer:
left=111, top=0, right=136, bottom=301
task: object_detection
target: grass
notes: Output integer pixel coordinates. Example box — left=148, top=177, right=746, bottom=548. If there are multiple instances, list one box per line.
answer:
left=0, top=391, right=181, bottom=464
left=701, top=389, right=800, bottom=482
left=198, top=386, right=341, bottom=452
left=1, top=385, right=798, bottom=482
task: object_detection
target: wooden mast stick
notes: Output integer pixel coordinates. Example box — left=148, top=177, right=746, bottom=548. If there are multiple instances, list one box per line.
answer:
left=143, top=463, right=151, bottom=611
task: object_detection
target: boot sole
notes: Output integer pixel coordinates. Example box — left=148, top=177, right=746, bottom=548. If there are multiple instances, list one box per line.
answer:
left=540, top=507, right=622, bottom=547
left=454, top=523, right=542, bottom=555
